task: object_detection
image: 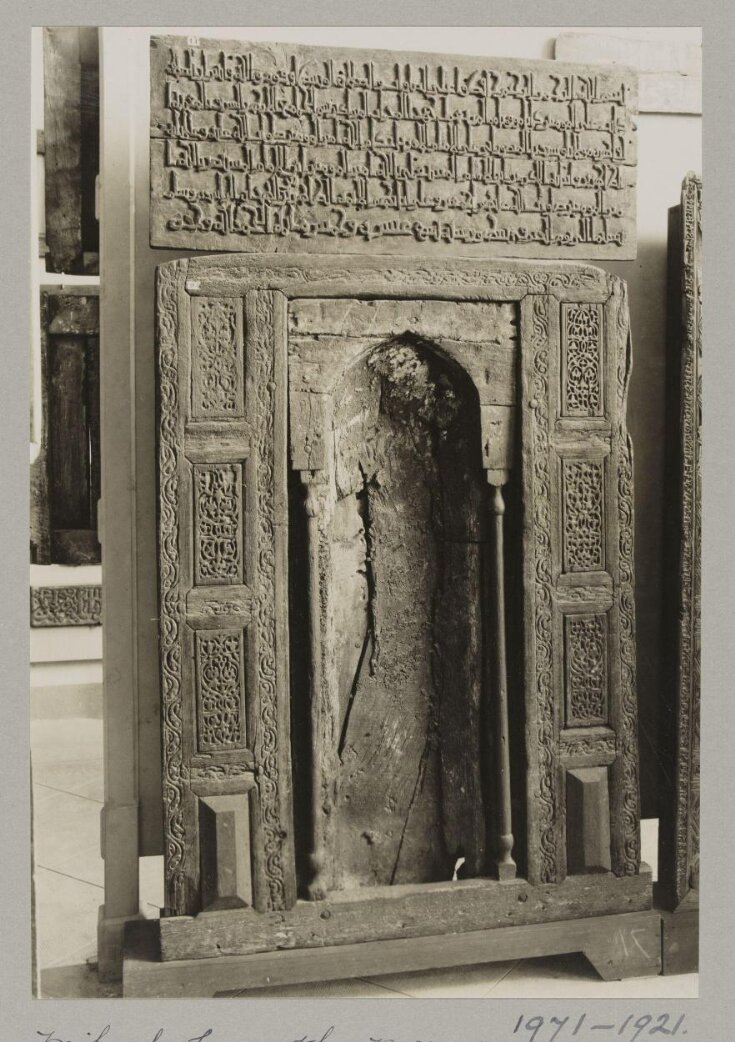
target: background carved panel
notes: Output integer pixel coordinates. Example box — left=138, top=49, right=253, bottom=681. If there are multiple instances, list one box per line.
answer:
left=562, top=459, right=605, bottom=572
left=30, top=584, right=101, bottom=627
left=150, top=36, right=637, bottom=259
left=564, top=613, right=608, bottom=726
left=195, top=630, right=246, bottom=752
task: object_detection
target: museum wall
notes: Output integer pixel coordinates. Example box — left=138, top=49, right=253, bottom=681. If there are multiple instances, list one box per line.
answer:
left=99, top=26, right=701, bottom=852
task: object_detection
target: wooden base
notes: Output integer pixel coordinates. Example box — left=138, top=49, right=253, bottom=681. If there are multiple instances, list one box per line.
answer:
left=123, top=910, right=663, bottom=997
left=158, top=867, right=653, bottom=962
left=656, top=889, right=699, bottom=975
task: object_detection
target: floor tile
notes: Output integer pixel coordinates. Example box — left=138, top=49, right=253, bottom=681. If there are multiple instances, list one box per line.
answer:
left=489, top=953, right=698, bottom=998
left=40, top=961, right=121, bottom=999
left=362, top=959, right=519, bottom=997
left=33, top=759, right=105, bottom=803
left=31, top=718, right=103, bottom=765
left=34, top=787, right=103, bottom=886
left=35, top=867, right=101, bottom=970
left=139, top=854, right=164, bottom=913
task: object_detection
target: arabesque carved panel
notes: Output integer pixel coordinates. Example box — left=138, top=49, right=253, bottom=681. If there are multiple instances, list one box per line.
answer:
left=195, top=630, right=246, bottom=752
left=565, top=613, right=608, bottom=726
left=561, top=302, right=603, bottom=416
left=192, top=297, right=244, bottom=418
left=193, top=463, right=244, bottom=585
left=562, top=459, right=605, bottom=572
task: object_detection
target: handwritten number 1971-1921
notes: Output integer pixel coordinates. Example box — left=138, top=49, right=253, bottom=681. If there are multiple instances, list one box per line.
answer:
left=513, top=1013, right=687, bottom=1042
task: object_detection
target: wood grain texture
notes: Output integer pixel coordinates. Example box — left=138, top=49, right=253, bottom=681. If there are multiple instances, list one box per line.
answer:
left=659, top=174, right=701, bottom=911
left=156, top=255, right=642, bottom=956
left=126, top=909, right=662, bottom=994
left=158, top=867, right=653, bottom=962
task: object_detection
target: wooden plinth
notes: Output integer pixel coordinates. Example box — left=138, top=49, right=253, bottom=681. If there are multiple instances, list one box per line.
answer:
left=657, top=889, right=699, bottom=975
left=123, top=910, right=662, bottom=997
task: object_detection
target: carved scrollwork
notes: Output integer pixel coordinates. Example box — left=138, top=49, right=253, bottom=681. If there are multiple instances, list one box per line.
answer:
left=529, top=294, right=559, bottom=884
left=562, top=460, right=605, bottom=572
left=157, top=260, right=188, bottom=913
left=565, top=614, right=608, bottom=726
left=252, top=291, right=287, bottom=911
left=192, top=298, right=243, bottom=417
left=562, top=303, right=603, bottom=416
left=194, top=463, right=243, bottom=584
left=195, top=630, right=245, bottom=751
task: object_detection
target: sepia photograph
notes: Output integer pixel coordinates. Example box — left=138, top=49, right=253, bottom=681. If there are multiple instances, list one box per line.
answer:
left=13, top=15, right=721, bottom=1031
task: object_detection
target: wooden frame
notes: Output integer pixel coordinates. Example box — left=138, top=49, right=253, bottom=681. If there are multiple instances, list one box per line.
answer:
left=155, top=253, right=642, bottom=964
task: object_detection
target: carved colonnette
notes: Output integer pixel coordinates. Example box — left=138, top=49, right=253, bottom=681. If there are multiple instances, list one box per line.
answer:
left=156, top=254, right=643, bottom=961
left=658, top=174, right=701, bottom=929
left=150, top=37, right=637, bottom=259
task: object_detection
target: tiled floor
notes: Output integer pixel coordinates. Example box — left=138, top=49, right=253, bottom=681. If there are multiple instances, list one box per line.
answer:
left=31, top=715, right=698, bottom=1000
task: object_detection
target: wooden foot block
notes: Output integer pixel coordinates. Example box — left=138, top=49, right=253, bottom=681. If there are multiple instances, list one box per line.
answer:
left=660, top=902, right=699, bottom=975
left=124, top=910, right=662, bottom=997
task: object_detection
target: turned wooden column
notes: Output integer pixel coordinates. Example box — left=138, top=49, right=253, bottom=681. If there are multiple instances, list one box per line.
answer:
left=488, top=479, right=516, bottom=881
left=301, top=470, right=328, bottom=899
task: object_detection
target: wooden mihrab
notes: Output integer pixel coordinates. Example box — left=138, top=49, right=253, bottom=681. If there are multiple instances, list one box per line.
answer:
left=154, top=254, right=645, bottom=969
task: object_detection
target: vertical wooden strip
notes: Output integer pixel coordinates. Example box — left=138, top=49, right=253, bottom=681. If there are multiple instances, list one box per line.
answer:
left=520, top=294, right=560, bottom=885
left=271, top=292, right=296, bottom=907
left=79, top=28, right=99, bottom=269
left=608, top=278, right=640, bottom=877
left=43, top=28, right=83, bottom=273
left=87, top=335, right=101, bottom=530
left=158, top=259, right=189, bottom=915
left=48, top=336, right=89, bottom=529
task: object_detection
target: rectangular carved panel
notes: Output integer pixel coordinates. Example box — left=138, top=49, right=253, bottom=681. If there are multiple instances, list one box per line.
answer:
left=198, top=791, right=254, bottom=910
left=150, top=36, right=637, bottom=259
left=566, top=766, right=612, bottom=873
left=193, top=463, right=244, bottom=585
left=562, top=459, right=605, bottom=572
left=195, top=630, right=246, bottom=753
left=30, top=584, right=101, bottom=627
left=564, top=613, right=608, bottom=726
left=191, top=297, right=245, bottom=418
left=561, top=302, right=603, bottom=416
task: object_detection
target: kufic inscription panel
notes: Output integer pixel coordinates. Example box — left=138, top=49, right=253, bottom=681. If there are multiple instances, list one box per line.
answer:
left=150, top=36, right=637, bottom=259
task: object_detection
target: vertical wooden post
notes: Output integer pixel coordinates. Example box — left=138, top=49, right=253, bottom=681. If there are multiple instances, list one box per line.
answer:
left=489, top=479, right=516, bottom=881
left=301, top=470, right=327, bottom=900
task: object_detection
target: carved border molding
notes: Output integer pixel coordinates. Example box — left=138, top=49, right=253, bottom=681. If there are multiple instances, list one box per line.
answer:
left=30, top=584, right=102, bottom=627
left=675, top=174, right=701, bottom=897
left=157, top=259, right=188, bottom=915
left=612, top=278, right=641, bottom=877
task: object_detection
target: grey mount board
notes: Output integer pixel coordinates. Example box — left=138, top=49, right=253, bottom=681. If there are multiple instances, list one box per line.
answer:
left=150, top=35, right=638, bottom=260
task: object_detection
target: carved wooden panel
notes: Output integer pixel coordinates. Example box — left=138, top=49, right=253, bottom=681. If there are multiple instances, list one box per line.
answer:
left=157, top=255, right=639, bottom=928
left=150, top=36, right=637, bottom=259
left=521, top=276, right=637, bottom=883
left=659, top=173, right=701, bottom=909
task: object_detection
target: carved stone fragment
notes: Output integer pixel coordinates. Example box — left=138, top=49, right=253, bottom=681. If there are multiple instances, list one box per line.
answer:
left=30, top=584, right=102, bottom=627
left=150, top=36, right=637, bottom=259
